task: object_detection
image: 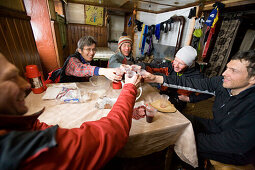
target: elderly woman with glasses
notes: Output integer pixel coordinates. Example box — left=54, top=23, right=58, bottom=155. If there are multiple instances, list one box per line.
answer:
left=46, top=36, right=121, bottom=83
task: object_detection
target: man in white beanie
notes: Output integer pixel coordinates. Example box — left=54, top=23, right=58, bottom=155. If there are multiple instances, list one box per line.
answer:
left=108, top=35, right=134, bottom=68
left=138, top=46, right=212, bottom=111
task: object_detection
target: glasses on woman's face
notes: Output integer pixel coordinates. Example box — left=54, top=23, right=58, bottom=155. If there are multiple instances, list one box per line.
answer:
left=83, top=48, right=97, bottom=53
left=121, top=43, right=132, bottom=49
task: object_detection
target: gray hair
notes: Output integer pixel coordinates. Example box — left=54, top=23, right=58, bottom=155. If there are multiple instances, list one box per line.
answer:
left=76, top=36, right=97, bottom=52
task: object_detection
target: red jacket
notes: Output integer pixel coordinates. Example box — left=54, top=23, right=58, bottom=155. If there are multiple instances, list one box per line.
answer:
left=1, top=84, right=137, bottom=170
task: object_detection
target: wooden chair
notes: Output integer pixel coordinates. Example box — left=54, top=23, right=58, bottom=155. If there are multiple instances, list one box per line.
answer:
left=210, top=160, right=255, bottom=170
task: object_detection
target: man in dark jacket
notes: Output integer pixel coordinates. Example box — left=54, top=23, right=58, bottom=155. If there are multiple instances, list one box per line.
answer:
left=0, top=53, right=141, bottom=169
left=46, top=36, right=120, bottom=83
left=142, top=50, right=255, bottom=166
left=139, top=46, right=212, bottom=111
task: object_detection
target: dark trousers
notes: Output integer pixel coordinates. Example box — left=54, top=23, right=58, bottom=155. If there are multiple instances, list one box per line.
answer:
left=182, top=113, right=253, bottom=166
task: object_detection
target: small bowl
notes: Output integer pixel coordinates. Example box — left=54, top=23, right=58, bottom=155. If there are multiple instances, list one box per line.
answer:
left=89, top=76, right=108, bottom=87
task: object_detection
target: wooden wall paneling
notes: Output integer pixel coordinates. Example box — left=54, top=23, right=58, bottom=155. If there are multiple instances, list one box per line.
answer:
left=67, top=24, right=72, bottom=54
left=0, top=7, right=43, bottom=78
left=67, top=24, right=108, bottom=55
left=1, top=17, right=25, bottom=75
left=75, top=25, right=79, bottom=50
left=12, top=18, right=29, bottom=73
left=13, top=19, right=27, bottom=65
left=91, top=26, right=95, bottom=41
left=102, top=26, right=107, bottom=46
left=98, top=27, right=101, bottom=45
left=0, top=17, right=14, bottom=63
left=23, top=21, right=41, bottom=67
left=21, top=19, right=40, bottom=70
left=16, top=19, right=31, bottom=63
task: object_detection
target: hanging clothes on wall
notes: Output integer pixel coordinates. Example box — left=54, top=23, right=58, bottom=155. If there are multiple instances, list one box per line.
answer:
left=135, top=19, right=143, bottom=31
left=139, top=24, right=145, bottom=50
left=191, top=28, right=203, bottom=52
left=146, top=26, right=154, bottom=56
left=191, top=17, right=204, bottom=53
left=141, top=25, right=148, bottom=55
left=188, top=7, right=197, bottom=19
left=134, top=14, right=186, bottom=55
left=155, top=23, right=161, bottom=42
left=202, top=6, right=219, bottom=58
left=202, top=2, right=225, bottom=58
left=205, top=12, right=242, bottom=77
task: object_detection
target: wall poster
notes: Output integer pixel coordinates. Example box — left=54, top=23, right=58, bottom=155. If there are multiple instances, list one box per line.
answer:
left=85, top=5, right=104, bottom=26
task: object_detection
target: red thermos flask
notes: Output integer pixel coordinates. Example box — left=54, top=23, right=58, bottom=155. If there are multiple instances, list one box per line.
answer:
left=25, top=65, right=46, bottom=94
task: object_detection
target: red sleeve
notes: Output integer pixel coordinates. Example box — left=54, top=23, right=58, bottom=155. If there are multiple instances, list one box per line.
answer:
left=21, top=84, right=137, bottom=170
left=65, top=57, right=96, bottom=77
left=32, top=119, right=53, bottom=130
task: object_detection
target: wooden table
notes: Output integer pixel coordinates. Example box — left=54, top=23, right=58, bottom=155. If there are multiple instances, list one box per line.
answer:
left=25, top=81, right=198, bottom=168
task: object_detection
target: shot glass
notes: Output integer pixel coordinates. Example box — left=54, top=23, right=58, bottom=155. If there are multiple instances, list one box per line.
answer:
left=115, top=67, right=125, bottom=77
left=127, top=70, right=136, bottom=78
left=131, top=65, right=141, bottom=72
left=160, top=94, right=169, bottom=108
left=146, top=104, right=157, bottom=123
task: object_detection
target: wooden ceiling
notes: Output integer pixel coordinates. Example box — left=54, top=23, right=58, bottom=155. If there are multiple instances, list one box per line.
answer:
left=67, top=0, right=214, bottom=14
left=67, top=0, right=255, bottom=14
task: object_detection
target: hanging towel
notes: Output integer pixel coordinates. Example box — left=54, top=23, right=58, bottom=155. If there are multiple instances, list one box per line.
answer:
left=135, top=19, right=143, bottom=31
left=211, top=10, right=219, bottom=28
left=151, top=25, right=156, bottom=34
left=139, top=24, right=145, bottom=49
left=205, top=7, right=218, bottom=27
left=128, top=17, right=132, bottom=27
left=141, top=25, right=148, bottom=54
left=202, top=26, right=216, bottom=58
left=155, top=24, right=161, bottom=41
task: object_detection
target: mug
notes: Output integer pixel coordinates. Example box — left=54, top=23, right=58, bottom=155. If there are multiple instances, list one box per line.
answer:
left=136, top=86, right=142, bottom=101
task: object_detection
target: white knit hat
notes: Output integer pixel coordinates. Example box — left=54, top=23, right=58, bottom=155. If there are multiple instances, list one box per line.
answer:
left=118, top=36, right=132, bottom=49
left=175, top=46, right=197, bottom=66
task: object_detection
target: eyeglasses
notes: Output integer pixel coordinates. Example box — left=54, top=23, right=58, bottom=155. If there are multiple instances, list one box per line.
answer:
left=173, top=59, right=185, bottom=67
left=83, top=48, right=97, bottom=53
left=121, top=43, right=132, bottom=48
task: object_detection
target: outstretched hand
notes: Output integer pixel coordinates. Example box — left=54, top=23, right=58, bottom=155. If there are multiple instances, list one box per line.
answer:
left=141, top=71, right=156, bottom=82
left=141, top=71, right=164, bottom=84
left=124, top=73, right=142, bottom=88
left=99, top=68, right=122, bottom=82
left=178, top=95, right=190, bottom=102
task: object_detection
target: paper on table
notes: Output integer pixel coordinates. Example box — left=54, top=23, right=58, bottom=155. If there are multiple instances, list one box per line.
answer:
left=42, top=83, right=78, bottom=100
left=42, top=86, right=62, bottom=100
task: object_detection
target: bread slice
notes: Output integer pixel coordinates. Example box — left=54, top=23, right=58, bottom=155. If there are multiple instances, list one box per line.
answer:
left=150, top=100, right=176, bottom=113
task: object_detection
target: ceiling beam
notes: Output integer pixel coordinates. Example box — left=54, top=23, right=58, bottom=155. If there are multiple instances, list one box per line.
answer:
left=139, top=0, right=178, bottom=7
left=119, top=0, right=130, bottom=8
left=67, top=0, right=132, bottom=12
left=157, top=0, right=226, bottom=13
left=203, top=0, right=255, bottom=11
